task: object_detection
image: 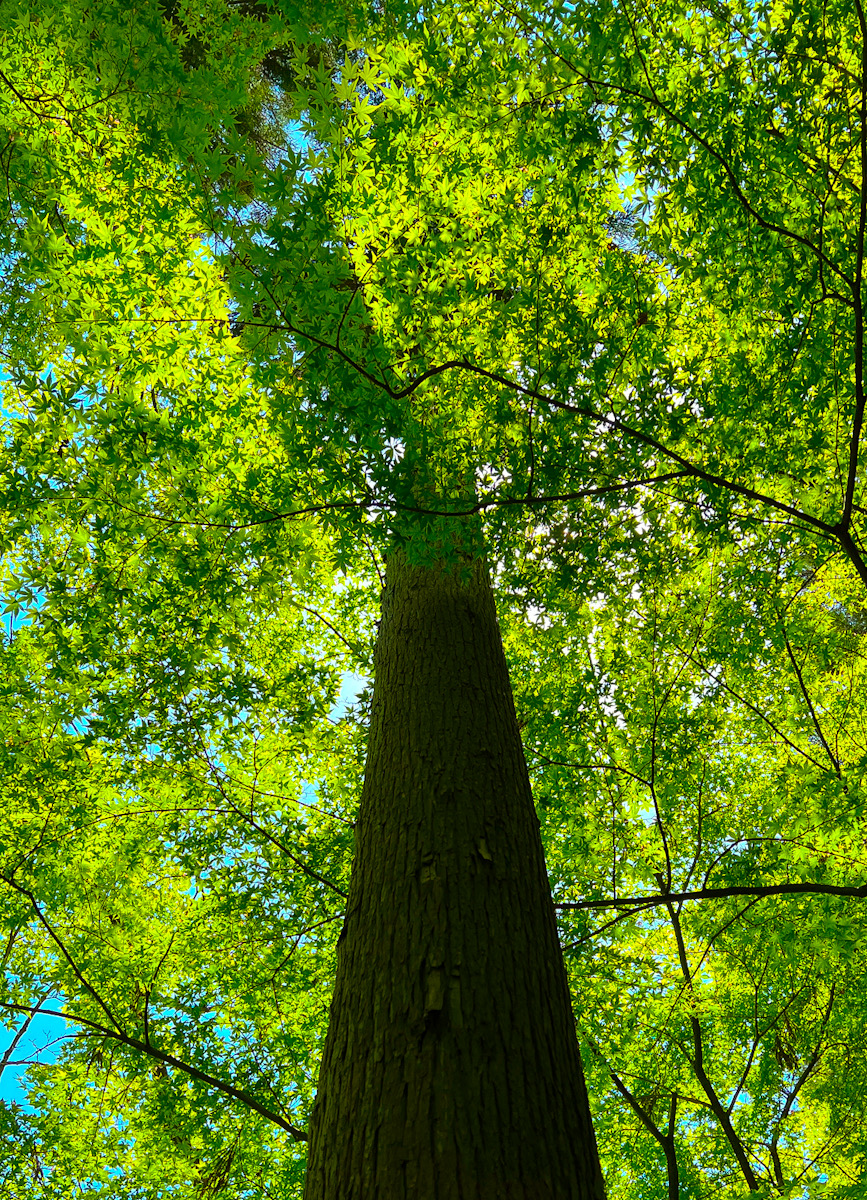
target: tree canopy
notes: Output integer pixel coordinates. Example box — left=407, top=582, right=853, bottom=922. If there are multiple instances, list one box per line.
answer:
left=1, top=0, right=866, bottom=1195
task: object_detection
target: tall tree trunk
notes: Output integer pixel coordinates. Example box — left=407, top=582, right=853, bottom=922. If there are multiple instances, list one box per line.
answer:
left=304, top=548, right=605, bottom=1199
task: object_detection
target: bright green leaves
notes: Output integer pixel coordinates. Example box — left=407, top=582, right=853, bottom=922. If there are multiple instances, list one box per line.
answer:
left=491, top=0, right=864, bottom=560
left=0, top=613, right=365, bottom=1196
left=501, top=533, right=867, bottom=1197
left=213, top=3, right=623, bottom=557
left=2, top=0, right=867, bottom=1196
left=0, top=12, right=375, bottom=1173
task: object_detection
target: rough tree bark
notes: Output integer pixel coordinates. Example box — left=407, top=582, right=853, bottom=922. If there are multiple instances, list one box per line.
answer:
left=303, top=547, right=605, bottom=1199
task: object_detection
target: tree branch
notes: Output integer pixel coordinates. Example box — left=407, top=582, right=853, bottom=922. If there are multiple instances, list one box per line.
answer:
left=556, top=880, right=867, bottom=911
left=0, top=1000, right=308, bottom=1141
left=842, top=0, right=867, bottom=531
left=662, top=889, right=760, bottom=1191
left=781, top=630, right=840, bottom=776
left=607, top=1068, right=681, bottom=1200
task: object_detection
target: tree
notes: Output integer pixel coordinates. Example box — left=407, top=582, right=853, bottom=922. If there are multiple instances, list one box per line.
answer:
left=1, top=0, right=867, bottom=1196
left=304, top=549, right=603, bottom=1198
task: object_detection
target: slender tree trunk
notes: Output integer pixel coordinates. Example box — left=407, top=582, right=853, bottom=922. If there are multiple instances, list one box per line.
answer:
left=304, top=548, right=605, bottom=1199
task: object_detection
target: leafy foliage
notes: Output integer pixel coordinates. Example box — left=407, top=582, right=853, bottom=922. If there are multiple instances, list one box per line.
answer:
left=1, top=0, right=867, bottom=1195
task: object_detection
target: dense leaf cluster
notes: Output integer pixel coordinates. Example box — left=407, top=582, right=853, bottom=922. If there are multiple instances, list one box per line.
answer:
left=1, top=0, right=866, bottom=1196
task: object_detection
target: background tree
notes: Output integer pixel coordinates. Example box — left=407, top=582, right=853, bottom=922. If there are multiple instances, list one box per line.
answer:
left=1, top=0, right=867, bottom=1196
